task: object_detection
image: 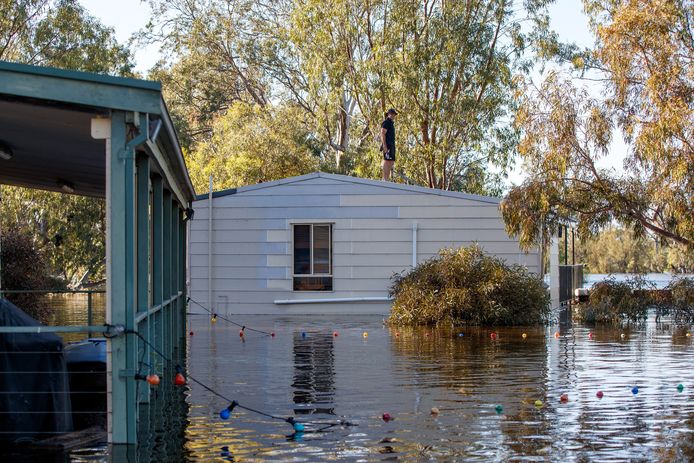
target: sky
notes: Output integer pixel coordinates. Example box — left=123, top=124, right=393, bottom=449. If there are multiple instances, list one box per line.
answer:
left=78, top=0, right=626, bottom=186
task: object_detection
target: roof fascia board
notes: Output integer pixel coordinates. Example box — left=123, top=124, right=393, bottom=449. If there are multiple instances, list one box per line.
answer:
left=145, top=139, right=191, bottom=208
left=0, top=61, right=160, bottom=91
left=0, top=63, right=161, bottom=114
left=159, top=99, right=195, bottom=201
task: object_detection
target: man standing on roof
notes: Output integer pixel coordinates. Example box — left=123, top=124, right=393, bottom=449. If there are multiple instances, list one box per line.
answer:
left=380, top=108, right=398, bottom=181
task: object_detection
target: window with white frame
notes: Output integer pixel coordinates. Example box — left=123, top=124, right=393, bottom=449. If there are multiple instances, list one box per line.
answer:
left=293, top=223, right=332, bottom=291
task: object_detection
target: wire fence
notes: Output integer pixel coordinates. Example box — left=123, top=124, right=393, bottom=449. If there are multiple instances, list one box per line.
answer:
left=0, top=291, right=106, bottom=451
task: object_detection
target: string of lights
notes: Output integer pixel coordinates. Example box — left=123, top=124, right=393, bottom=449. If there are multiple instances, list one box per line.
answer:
left=187, top=297, right=275, bottom=337
left=124, top=328, right=356, bottom=433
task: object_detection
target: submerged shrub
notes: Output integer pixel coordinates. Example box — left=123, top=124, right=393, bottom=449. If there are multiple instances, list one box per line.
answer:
left=0, top=227, right=53, bottom=321
left=576, top=276, right=694, bottom=325
left=575, top=275, right=654, bottom=324
left=387, top=245, right=550, bottom=326
left=664, top=278, right=694, bottom=324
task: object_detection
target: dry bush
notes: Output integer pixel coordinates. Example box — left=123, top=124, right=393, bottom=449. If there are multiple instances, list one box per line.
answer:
left=1, top=227, right=53, bottom=321
left=387, top=245, right=550, bottom=326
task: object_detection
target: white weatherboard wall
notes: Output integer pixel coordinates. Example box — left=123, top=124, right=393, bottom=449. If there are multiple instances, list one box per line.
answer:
left=189, top=172, right=541, bottom=315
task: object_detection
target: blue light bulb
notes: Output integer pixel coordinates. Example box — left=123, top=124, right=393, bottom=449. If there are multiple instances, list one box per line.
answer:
left=220, top=408, right=231, bottom=420
left=293, top=422, right=305, bottom=432
left=301, top=332, right=306, bottom=338
left=631, top=386, right=639, bottom=395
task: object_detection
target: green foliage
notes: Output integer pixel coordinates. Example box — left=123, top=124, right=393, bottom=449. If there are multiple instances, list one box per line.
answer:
left=576, top=276, right=694, bottom=325
left=665, top=278, right=694, bottom=324
left=0, top=226, right=56, bottom=320
left=0, top=0, right=127, bottom=287
left=144, top=0, right=557, bottom=194
left=0, top=187, right=106, bottom=286
left=185, top=102, right=322, bottom=192
left=388, top=245, right=550, bottom=326
left=502, top=0, right=693, bottom=250
left=576, top=276, right=654, bottom=324
left=574, top=227, right=694, bottom=274
left=0, top=0, right=134, bottom=74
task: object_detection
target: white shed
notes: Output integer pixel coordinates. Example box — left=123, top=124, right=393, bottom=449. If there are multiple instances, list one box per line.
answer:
left=188, top=172, right=540, bottom=315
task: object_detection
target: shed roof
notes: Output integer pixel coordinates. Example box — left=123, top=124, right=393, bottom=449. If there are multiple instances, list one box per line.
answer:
left=0, top=60, right=194, bottom=202
left=196, top=172, right=502, bottom=205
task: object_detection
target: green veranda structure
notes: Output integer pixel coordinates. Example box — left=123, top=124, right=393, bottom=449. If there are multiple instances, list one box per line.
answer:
left=0, top=60, right=196, bottom=447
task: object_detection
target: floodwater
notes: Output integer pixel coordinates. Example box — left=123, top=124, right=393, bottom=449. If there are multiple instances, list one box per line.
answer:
left=4, top=295, right=693, bottom=461
left=151, top=314, right=691, bottom=462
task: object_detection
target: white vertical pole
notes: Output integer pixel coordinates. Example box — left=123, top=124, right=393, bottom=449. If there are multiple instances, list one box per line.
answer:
left=550, top=232, right=560, bottom=310
left=411, top=222, right=418, bottom=268
left=207, top=175, right=213, bottom=308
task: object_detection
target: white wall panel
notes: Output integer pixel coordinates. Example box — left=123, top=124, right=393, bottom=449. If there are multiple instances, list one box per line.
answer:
left=189, top=174, right=540, bottom=314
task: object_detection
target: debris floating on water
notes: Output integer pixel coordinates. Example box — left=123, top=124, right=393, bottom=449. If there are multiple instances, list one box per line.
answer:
left=560, top=393, right=569, bottom=403
left=495, top=405, right=503, bottom=414
left=596, top=391, right=604, bottom=399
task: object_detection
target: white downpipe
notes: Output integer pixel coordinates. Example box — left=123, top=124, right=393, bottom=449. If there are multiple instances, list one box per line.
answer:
left=411, top=222, right=418, bottom=268
left=207, top=175, right=213, bottom=309
left=275, top=296, right=392, bottom=305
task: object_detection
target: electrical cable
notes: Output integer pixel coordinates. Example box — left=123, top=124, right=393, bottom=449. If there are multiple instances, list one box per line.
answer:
left=187, top=297, right=274, bottom=336
left=123, top=328, right=355, bottom=431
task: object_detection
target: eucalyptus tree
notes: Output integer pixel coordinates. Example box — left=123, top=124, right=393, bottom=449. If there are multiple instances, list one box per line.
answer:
left=289, top=0, right=550, bottom=189
left=145, top=0, right=557, bottom=193
left=0, top=0, right=133, bottom=287
left=502, top=0, right=693, bottom=250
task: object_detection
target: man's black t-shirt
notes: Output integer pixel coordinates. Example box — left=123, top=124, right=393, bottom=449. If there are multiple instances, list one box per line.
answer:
left=381, top=118, right=395, bottom=157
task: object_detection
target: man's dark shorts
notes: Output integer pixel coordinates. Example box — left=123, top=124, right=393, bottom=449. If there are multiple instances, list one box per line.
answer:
left=383, top=148, right=395, bottom=161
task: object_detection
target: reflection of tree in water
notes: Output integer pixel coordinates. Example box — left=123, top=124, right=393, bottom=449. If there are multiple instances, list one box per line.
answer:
left=389, top=326, right=553, bottom=457
left=292, top=332, right=335, bottom=415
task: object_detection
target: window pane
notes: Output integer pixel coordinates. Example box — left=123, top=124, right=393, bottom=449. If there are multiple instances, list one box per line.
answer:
left=294, top=276, right=333, bottom=291
left=313, top=225, right=331, bottom=274
left=294, top=225, right=311, bottom=274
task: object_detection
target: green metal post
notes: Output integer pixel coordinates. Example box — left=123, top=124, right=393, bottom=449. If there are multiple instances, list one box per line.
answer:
left=136, top=153, right=151, bottom=403
left=171, top=204, right=179, bottom=354
left=152, top=175, right=164, bottom=370
left=107, top=110, right=138, bottom=445
left=179, top=212, right=186, bottom=346
left=163, top=191, right=172, bottom=359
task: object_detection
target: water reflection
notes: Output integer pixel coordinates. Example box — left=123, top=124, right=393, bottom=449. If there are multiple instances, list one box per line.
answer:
left=10, top=308, right=693, bottom=462
left=292, top=332, right=335, bottom=415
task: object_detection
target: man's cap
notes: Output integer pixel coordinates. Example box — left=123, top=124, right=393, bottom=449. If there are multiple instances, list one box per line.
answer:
left=387, top=108, right=398, bottom=115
